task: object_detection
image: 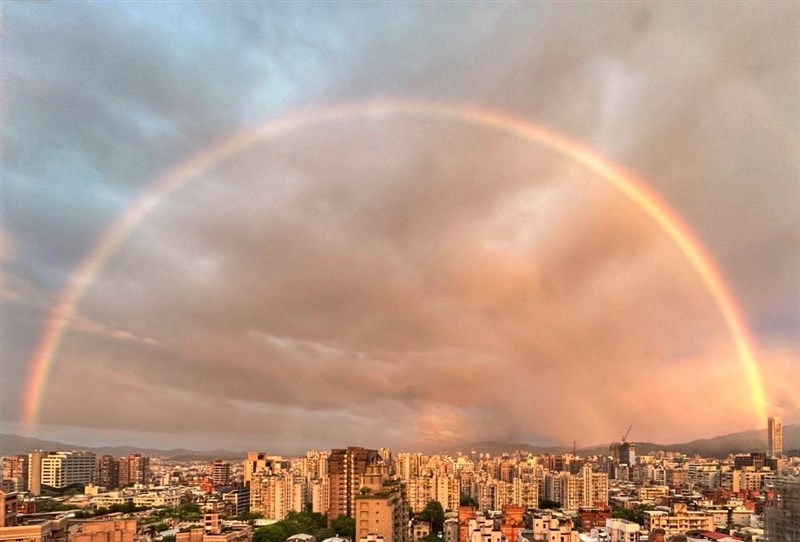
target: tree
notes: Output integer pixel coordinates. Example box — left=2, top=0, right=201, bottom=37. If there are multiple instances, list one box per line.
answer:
left=418, top=501, right=445, bottom=534
left=254, top=524, right=290, bottom=542
left=178, top=502, right=201, bottom=520
left=161, top=536, right=176, bottom=542
left=284, top=511, right=327, bottom=534
left=331, top=515, right=355, bottom=539
left=235, top=511, right=264, bottom=523
left=538, top=498, right=560, bottom=510
left=459, top=495, right=478, bottom=508
left=611, top=505, right=646, bottom=526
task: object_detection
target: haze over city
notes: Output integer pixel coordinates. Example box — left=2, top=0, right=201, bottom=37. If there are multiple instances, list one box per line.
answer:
left=1, top=3, right=798, bottom=453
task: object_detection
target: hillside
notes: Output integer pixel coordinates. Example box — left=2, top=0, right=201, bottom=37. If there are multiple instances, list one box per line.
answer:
left=1, top=424, right=797, bottom=459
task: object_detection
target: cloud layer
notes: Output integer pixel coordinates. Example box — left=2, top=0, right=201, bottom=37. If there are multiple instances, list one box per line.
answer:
left=2, top=3, right=798, bottom=452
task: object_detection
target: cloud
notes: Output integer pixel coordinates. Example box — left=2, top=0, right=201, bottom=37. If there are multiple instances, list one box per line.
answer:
left=3, top=3, right=798, bottom=450
left=33, top=113, right=785, bottom=450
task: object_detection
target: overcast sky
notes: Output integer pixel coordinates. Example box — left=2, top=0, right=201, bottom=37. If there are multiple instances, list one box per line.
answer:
left=2, top=2, right=798, bottom=454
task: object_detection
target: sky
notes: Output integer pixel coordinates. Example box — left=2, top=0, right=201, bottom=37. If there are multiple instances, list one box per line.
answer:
left=1, top=2, right=798, bottom=455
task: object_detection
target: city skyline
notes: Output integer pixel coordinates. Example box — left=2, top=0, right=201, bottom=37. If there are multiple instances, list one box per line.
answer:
left=2, top=3, right=799, bottom=452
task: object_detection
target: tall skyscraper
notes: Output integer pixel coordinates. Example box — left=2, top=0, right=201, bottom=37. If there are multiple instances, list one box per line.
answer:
left=768, top=416, right=783, bottom=458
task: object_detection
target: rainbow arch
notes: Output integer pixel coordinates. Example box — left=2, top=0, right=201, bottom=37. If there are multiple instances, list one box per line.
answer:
left=21, top=99, right=769, bottom=429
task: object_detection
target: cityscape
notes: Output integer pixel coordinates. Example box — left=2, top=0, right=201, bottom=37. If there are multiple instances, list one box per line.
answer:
left=0, top=416, right=798, bottom=542
left=2, top=3, right=799, bottom=542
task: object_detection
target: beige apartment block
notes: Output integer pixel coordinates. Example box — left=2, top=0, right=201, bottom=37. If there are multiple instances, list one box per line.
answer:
left=643, top=510, right=713, bottom=538
left=355, top=490, right=406, bottom=542
left=70, top=519, right=136, bottom=542
left=176, top=526, right=252, bottom=542
left=0, top=514, right=69, bottom=542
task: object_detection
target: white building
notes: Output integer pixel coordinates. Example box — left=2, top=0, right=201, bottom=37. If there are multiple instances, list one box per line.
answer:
left=41, top=452, right=96, bottom=488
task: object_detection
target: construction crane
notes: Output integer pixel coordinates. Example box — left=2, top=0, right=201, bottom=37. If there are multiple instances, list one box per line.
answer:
left=621, top=425, right=632, bottom=443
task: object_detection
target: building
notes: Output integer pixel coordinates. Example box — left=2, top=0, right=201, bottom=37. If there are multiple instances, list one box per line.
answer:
left=175, top=515, right=252, bottom=542
left=499, top=505, right=524, bottom=542
left=443, top=518, right=458, bottom=542
left=243, top=453, right=285, bottom=485
left=604, top=518, right=639, bottom=542
left=28, top=451, right=51, bottom=496
left=118, top=455, right=149, bottom=487
left=132, top=488, right=182, bottom=508
left=643, top=509, right=713, bottom=538
left=410, top=521, right=430, bottom=542
left=466, top=515, right=502, bottom=542
left=354, top=466, right=407, bottom=542
left=511, top=478, right=538, bottom=510
left=212, top=461, right=232, bottom=488
left=249, top=472, right=304, bottom=520
left=578, top=506, right=611, bottom=530
left=406, top=477, right=432, bottom=514
left=764, top=476, right=799, bottom=542
left=222, top=486, right=250, bottom=517
left=69, top=518, right=137, bottom=542
left=95, top=456, right=120, bottom=491
left=328, top=447, right=382, bottom=520
left=311, top=479, right=330, bottom=515
left=457, top=506, right=477, bottom=542
left=0, top=513, right=69, bottom=542
left=610, top=442, right=636, bottom=468
left=0, top=491, right=18, bottom=527
left=581, top=466, right=609, bottom=507
left=41, top=452, right=96, bottom=490
left=530, top=511, right=579, bottom=542
left=2, top=457, right=28, bottom=493
left=767, top=416, right=783, bottom=458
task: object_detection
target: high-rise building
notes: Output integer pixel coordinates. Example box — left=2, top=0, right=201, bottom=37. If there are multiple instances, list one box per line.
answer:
left=354, top=465, right=407, bottom=542
left=27, top=451, right=51, bottom=496
left=96, top=455, right=120, bottom=490
left=243, top=453, right=284, bottom=485
left=327, top=447, right=383, bottom=521
left=768, top=416, right=783, bottom=458
left=765, top=476, right=799, bottom=542
left=311, top=478, right=330, bottom=515
left=40, top=452, right=96, bottom=489
left=249, top=472, right=304, bottom=520
left=119, top=454, right=149, bottom=487
left=2, top=456, right=28, bottom=493
left=244, top=453, right=269, bottom=485
left=212, top=460, right=232, bottom=488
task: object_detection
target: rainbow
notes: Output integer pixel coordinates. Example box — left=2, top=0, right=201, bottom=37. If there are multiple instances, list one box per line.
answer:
left=21, top=99, right=769, bottom=429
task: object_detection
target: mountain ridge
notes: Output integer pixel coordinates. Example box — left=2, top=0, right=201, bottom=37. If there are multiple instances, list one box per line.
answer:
left=1, top=424, right=797, bottom=459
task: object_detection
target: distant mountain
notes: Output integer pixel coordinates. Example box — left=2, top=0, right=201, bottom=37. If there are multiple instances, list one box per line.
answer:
left=2, top=424, right=797, bottom=459
left=0, top=434, right=244, bottom=460
left=440, top=425, right=800, bottom=458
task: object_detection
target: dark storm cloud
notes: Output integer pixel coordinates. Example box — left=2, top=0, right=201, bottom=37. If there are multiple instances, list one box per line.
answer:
left=3, top=2, right=798, bottom=449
